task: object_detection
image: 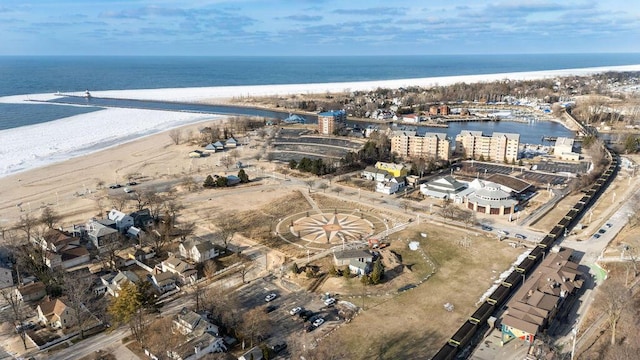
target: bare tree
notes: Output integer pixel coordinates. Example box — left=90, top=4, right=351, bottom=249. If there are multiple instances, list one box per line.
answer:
left=213, top=213, right=238, bottom=250
left=240, top=307, right=270, bottom=348
left=595, top=278, right=633, bottom=345
left=1, top=288, right=29, bottom=350
left=220, top=155, right=233, bottom=169
left=304, top=179, right=316, bottom=193
left=101, top=234, right=126, bottom=271
left=63, top=271, right=98, bottom=339
left=15, top=213, right=38, bottom=243
left=40, top=206, right=61, bottom=229
left=144, top=317, right=185, bottom=357
left=110, top=193, right=130, bottom=212
left=181, top=176, right=198, bottom=192
left=317, top=182, right=329, bottom=193
left=203, top=259, right=219, bottom=278
left=168, top=129, right=182, bottom=145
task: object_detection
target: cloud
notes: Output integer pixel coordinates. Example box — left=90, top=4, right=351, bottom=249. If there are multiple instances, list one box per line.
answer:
left=281, top=14, right=322, bottom=22
left=332, top=7, right=406, bottom=16
left=100, top=6, right=189, bottom=19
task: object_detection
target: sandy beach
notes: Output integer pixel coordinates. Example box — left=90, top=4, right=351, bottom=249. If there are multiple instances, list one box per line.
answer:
left=1, top=64, right=639, bottom=229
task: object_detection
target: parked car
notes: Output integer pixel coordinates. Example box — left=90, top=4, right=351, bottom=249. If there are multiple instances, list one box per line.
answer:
left=108, top=184, right=122, bottom=189
left=313, top=318, right=325, bottom=327
left=264, top=293, right=277, bottom=302
left=299, top=310, right=314, bottom=321
left=497, top=230, right=509, bottom=236
left=305, top=324, right=316, bottom=332
left=264, top=305, right=277, bottom=313
left=598, top=228, right=607, bottom=234
left=123, top=187, right=133, bottom=193
left=515, top=233, right=526, bottom=240
left=324, top=297, right=336, bottom=306
left=289, top=306, right=302, bottom=316
left=271, top=343, right=287, bottom=353
left=481, top=225, right=493, bottom=231
left=126, top=181, right=138, bottom=186
left=593, top=234, right=601, bottom=239
left=605, top=223, right=613, bottom=228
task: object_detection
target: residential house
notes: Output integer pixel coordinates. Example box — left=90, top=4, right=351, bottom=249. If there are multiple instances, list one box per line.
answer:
left=101, top=270, right=140, bottom=297
left=376, top=176, right=406, bottom=195
left=333, top=249, right=373, bottom=267
left=349, top=258, right=371, bottom=276
left=225, top=137, right=238, bottom=148
left=129, top=209, right=155, bottom=230
left=44, top=245, right=90, bottom=270
left=374, top=161, right=408, bottom=177
left=36, top=297, right=75, bottom=329
left=113, top=246, right=156, bottom=269
left=0, top=264, right=13, bottom=289
left=108, top=209, right=135, bottom=233
left=179, top=239, right=219, bottom=263
left=238, top=346, right=265, bottom=360
left=161, top=256, right=198, bottom=285
left=168, top=332, right=227, bottom=360
left=204, top=143, right=218, bottom=153
left=15, top=281, right=46, bottom=302
left=173, top=307, right=220, bottom=337
left=34, top=229, right=79, bottom=252
left=86, top=219, right=118, bottom=250
left=361, top=166, right=389, bottom=182
left=149, top=272, right=178, bottom=293
left=212, top=141, right=225, bottom=151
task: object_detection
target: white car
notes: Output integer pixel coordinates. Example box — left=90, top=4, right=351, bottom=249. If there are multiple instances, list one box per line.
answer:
left=265, top=293, right=277, bottom=302
left=324, top=297, right=336, bottom=306
left=313, top=318, right=325, bottom=327
left=289, top=306, right=302, bottom=315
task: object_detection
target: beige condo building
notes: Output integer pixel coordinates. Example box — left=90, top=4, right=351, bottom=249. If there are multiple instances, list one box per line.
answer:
left=456, top=131, right=520, bottom=162
left=391, top=130, right=451, bottom=161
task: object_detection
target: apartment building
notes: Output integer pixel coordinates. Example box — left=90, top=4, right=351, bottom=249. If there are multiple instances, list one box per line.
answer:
left=390, top=130, right=451, bottom=161
left=456, top=131, right=519, bottom=162
left=317, top=110, right=347, bottom=135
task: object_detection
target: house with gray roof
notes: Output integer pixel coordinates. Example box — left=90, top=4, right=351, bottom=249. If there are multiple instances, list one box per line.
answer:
left=160, top=256, right=198, bottom=285
left=101, top=270, right=140, bottom=297
left=333, top=249, right=373, bottom=267
left=420, top=175, right=469, bottom=202
left=86, top=219, right=118, bottom=250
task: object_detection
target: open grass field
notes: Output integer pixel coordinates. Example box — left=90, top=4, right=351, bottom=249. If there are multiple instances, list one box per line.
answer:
left=315, top=221, right=523, bottom=359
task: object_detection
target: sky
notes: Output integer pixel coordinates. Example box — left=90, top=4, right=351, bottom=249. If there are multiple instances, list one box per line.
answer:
left=1, top=0, right=639, bottom=56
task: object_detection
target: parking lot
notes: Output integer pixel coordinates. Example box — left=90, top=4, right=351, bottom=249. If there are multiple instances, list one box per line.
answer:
left=235, top=277, right=345, bottom=352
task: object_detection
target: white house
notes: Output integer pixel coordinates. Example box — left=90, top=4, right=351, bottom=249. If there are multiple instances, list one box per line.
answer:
left=150, top=272, right=178, bottom=293
left=101, top=271, right=140, bottom=297
left=168, top=332, right=227, bottom=360
left=375, top=176, right=406, bottom=195
left=179, top=239, right=219, bottom=263
left=108, top=209, right=134, bottom=233
left=173, top=307, right=220, bottom=337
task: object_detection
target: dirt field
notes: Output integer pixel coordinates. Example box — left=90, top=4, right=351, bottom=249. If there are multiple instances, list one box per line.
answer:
left=314, top=222, right=523, bottom=359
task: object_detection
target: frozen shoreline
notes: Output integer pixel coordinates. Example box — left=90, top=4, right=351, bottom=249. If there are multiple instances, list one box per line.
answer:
left=1, top=63, right=639, bottom=179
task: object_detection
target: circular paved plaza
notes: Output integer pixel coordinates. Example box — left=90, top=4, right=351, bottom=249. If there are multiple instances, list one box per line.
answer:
left=289, top=211, right=376, bottom=244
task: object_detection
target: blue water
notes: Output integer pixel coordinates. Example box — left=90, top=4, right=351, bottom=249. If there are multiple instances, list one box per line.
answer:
left=1, top=54, right=640, bottom=131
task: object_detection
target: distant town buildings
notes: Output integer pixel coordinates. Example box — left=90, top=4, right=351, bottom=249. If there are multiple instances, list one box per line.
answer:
left=455, top=131, right=520, bottom=163
left=390, top=130, right=451, bottom=161
left=317, top=110, right=346, bottom=135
